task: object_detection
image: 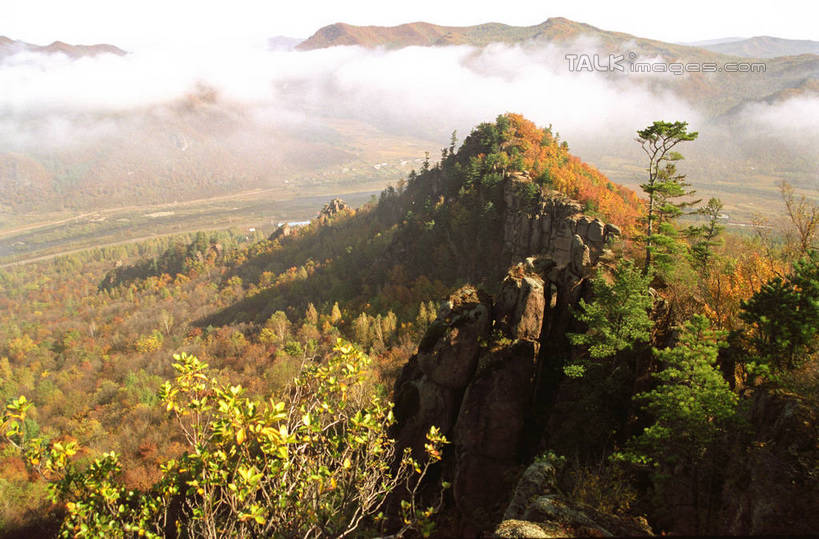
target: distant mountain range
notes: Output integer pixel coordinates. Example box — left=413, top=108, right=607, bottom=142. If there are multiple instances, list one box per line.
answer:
left=0, top=20, right=815, bottom=222
left=696, top=36, right=819, bottom=58
left=297, top=18, right=819, bottom=59
left=297, top=17, right=673, bottom=51
left=682, top=37, right=746, bottom=47
left=297, top=18, right=819, bottom=118
left=0, top=36, right=126, bottom=59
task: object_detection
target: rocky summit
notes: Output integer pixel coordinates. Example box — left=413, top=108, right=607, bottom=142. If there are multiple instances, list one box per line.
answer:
left=392, top=182, right=623, bottom=531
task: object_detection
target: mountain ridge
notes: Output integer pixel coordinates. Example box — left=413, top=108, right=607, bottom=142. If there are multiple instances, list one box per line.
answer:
left=298, top=17, right=733, bottom=59
left=0, top=36, right=126, bottom=58
left=296, top=17, right=819, bottom=118
left=201, top=113, right=642, bottom=326
left=699, top=35, right=819, bottom=58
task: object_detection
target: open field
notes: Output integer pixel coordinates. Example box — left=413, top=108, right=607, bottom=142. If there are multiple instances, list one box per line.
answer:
left=0, top=184, right=383, bottom=266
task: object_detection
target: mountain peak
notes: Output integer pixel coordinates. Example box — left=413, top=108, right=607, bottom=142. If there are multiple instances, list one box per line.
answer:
left=297, top=18, right=596, bottom=50
left=294, top=16, right=670, bottom=54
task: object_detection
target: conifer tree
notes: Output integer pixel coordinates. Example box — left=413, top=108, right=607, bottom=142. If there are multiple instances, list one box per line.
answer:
left=305, top=302, right=318, bottom=326
left=739, top=251, right=819, bottom=372
left=687, top=197, right=724, bottom=274
left=330, top=302, right=342, bottom=325
left=618, top=315, right=737, bottom=532
left=636, top=121, right=699, bottom=274
left=568, top=259, right=654, bottom=363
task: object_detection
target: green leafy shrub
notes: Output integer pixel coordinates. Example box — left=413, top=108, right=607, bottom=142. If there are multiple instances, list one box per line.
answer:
left=2, top=341, right=447, bottom=538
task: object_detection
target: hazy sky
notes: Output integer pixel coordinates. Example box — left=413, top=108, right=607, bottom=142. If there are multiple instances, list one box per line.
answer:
left=2, top=0, right=816, bottom=49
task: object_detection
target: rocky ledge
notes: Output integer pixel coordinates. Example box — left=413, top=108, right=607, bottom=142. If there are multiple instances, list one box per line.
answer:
left=391, top=178, right=623, bottom=532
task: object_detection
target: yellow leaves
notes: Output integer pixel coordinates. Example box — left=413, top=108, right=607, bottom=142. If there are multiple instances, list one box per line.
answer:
left=238, top=507, right=266, bottom=525
left=51, top=440, right=78, bottom=460
left=134, top=331, right=163, bottom=353
left=7, top=334, right=37, bottom=361
left=423, top=426, right=448, bottom=463
left=334, top=339, right=354, bottom=356
left=701, top=248, right=786, bottom=329
left=0, top=338, right=457, bottom=537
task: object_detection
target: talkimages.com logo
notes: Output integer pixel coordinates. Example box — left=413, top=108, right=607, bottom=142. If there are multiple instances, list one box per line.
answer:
left=565, top=51, right=766, bottom=75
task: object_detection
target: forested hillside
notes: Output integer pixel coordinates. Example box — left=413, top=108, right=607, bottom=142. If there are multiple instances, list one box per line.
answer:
left=0, top=114, right=815, bottom=537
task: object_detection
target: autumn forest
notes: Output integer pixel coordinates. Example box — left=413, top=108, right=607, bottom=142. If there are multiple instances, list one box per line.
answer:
left=0, top=113, right=816, bottom=537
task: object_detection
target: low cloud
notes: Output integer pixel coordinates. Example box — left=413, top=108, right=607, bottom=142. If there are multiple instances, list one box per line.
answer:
left=0, top=40, right=703, bottom=149
left=0, top=39, right=815, bottom=201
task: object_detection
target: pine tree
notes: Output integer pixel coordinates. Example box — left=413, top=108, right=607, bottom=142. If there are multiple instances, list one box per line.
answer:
left=687, top=197, right=724, bottom=274
left=305, top=303, right=318, bottom=326
left=739, top=251, right=819, bottom=371
left=568, top=259, right=654, bottom=362
left=619, top=315, right=737, bottom=533
left=636, top=121, right=699, bottom=274
left=330, top=302, right=342, bottom=325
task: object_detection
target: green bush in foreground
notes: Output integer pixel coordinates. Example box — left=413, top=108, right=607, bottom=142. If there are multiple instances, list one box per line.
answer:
left=2, top=341, right=447, bottom=538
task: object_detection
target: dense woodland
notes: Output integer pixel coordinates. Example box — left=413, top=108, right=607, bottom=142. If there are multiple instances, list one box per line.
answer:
left=0, top=114, right=816, bottom=537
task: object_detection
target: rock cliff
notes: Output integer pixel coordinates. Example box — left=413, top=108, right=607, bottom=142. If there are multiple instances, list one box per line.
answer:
left=391, top=173, right=815, bottom=535
left=318, top=198, right=351, bottom=222
left=501, top=173, right=620, bottom=274
left=718, top=388, right=818, bottom=535
left=391, top=173, right=622, bottom=532
left=268, top=223, right=292, bottom=242
left=493, top=457, right=652, bottom=538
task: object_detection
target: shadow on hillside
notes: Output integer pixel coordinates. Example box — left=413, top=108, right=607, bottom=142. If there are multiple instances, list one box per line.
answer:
left=195, top=204, right=400, bottom=327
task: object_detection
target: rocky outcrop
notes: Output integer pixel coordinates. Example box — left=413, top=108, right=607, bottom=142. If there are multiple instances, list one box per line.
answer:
left=493, top=269, right=545, bottom=341
left=394, top=277, right=545, bottom=532
left=318, top=198, right=350, bottom=222
left=502, top=173, right=620, bottom=277
left=719, top=388, right=818, bottom=535
left=493, top=458, right=653, bottom=538
left=393, top=286, right=492, bottom=462
left=268, top=223, right=291, bottom=242
left=391, top=173, right=624, bottom=533
left=495, top=458, right=652, bottom=538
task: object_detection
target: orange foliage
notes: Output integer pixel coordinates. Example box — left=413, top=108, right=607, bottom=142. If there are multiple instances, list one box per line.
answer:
left=701, top=249, right=785, bottom=330
left=504, top=113, right=643, bottom=232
